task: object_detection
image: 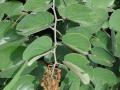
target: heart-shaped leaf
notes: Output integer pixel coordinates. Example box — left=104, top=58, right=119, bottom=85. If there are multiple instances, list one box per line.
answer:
left=16, top=11, right=54, bottom=35
left=23, top=36, right=52, bottom=61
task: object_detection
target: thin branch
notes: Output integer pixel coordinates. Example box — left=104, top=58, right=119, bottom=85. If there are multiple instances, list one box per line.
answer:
left=11, top=13, right=25, bottom=27
left=49, top=26, right=62, bottom=36
left=52, top=0, right=58, bottom=46
left=51, top=0, right=59, bottom=76
left=27, top=50, right=52, bottom=66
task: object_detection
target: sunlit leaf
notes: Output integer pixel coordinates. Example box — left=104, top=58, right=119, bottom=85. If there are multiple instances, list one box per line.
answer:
left=109, top=9, right=120, bottom=31
left=89, top=47, right=115, bottom=67
left=24, top=0, right=51, bottom=12
left=23, top=36, right=52, bottom=60
left=63, top=33, right=91, bottom=52
left=17, top=11, right=54, bottom=35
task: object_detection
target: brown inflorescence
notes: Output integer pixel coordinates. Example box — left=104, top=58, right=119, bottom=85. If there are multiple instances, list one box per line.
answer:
left=41, top=65, right=61, bottom=90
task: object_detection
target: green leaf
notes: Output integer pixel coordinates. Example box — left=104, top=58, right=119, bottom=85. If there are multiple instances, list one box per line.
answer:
left=67, top=26, right=96, bottom=39
left=86, top=0, right=115, bottom=9
left=23, top=36, right=52, bottom=61
left=79, top=84, right=93, bottom=90
left=89, top=47, right=115, bottom=67
left=60, top=70, right=80, bottom=90
left=0, top=40, right=25, bottom=70
left=56, top=0, right=78, bottom=7
left=0, top=21, right=24, bottom=45
left=64, top=53, right=91, bottom=84
left=0, top=0, right=5, bottom=3
left=102, top=21, right=109, bottom=29
left=16, top=12, right=54, bottom=35
left=109, top=9, right=120, bottom=31
left=57, top=20, right=79, bottom=35
left=11, top=75, right=37, bottom=90
left=115, top=32, right=120, bottom=57
left=0, top=1, right=23, bottom=17
left=23, top=0, right=51, bottom=12
left=69, top=79, right=80, bottom=90
left=0, top=21, right=12, bottom=39
left=95, top=83, right=109, bottom=90
left=56, top=45, right=73, bottom=61
left=0, top=61, right=37, bottom=78
left=58, top=4, right=108, bottom=29
left=63, top=33, right=91, bottom=52
left=90, top=31, right=110, bottom=50
left=0, top=61, right=23, bottom=78
left=90, top=67, right=117, bottom=86
left=111, top=30, right=117, bottom=55
left=4, top=61, right=28, bottom=90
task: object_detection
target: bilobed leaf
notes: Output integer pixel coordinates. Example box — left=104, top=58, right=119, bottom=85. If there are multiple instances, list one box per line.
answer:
left=90, top=67, right=117, bottom=86
left=64, top=53, right=91, bottom=85
left=0, top=1, right=23, bottom=17
left=89, top=47, right=115, bottom=67
left=23, top=36, right=52, bottom=61
left=24, top=0, right=51, bottom=12
left=63, top=33, right=91, bottom=52
left=86, top=0, right=115, bottom=9
left=109, top=9, right=120, bottom=31
left=16, top=11, right=54, bottom=35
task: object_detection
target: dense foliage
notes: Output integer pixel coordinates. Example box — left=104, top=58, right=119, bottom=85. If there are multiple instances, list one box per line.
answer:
left=0, top=0, right=120, bottom=90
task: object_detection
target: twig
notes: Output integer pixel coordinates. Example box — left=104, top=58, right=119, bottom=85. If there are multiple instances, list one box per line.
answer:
left=11, top=14, right=24, bottom=27
left=27, top=50, right=53, bottom=66
left=51, top=0, right=59, bottom=76
left=49, top=26, right=62, bottom=36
